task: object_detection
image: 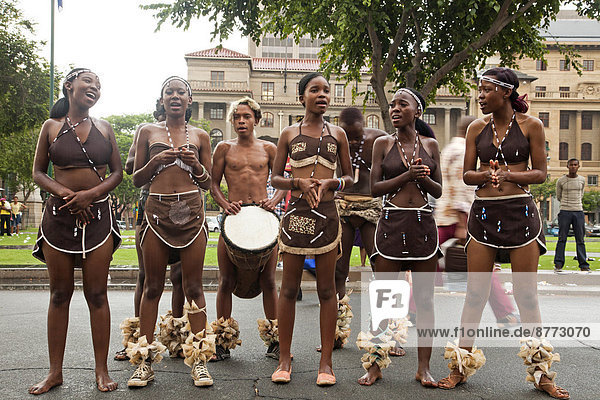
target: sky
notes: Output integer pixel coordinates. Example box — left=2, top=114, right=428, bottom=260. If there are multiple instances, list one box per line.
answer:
left=18, top=0, right=247, bottom=117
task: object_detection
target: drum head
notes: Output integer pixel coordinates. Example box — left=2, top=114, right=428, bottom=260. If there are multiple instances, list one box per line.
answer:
left=222, top=205, right=280, bottom=252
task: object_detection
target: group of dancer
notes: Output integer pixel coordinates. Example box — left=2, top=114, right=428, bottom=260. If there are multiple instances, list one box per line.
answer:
left=28, top=66, right=568, bottom=399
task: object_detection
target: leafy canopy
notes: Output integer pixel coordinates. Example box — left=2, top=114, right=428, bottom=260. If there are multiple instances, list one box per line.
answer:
left=143, top=0, right=600, bottom=132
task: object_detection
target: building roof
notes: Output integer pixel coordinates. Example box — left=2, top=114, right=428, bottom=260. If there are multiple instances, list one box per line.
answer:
left=185, top=47, right=251, bottom=59
left=541, top=11, right=600, bottom=42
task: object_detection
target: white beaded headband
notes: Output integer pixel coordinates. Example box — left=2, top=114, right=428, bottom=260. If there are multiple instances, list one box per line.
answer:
left=394, top=88, right=423, bottom=112
left=479, top=75, right=514, bottom=90
left=162, top=76, right=192, bottom=97
left=65, top=69, right=93, bottom=82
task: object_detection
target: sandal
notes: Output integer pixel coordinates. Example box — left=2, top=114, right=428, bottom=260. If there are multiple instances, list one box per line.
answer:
left=316, top=372, right=336, bottom=386
left=438, top=369, right=466, bottom=389
left=390, top=345, right=406, bottom=357
left=271, top=367, right=291, bottom=383
left=114, top=348, right=129, bottom=361
left=534, top=381, right=570, bottom=399
left=210, top=345, right=230, bottom=362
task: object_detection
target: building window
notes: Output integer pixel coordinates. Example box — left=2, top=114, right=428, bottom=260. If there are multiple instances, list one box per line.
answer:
left=332, top=116, right=339, bottom=126
left=366, top=85, right=376, bottom=104
left=582, top=112, right=593, bottom=130
left=560, top=112, right=570, bottom=129
left=536, top=60, right=547, bottom=71
left=535, top=86, right=546, bottom=98
left=559, top=59, right=570, bottom=71
left=559, top=86, right=570, bottom=98
left=210, top=129, right=223, bottom=150
left=588, top=175, right=598, bottom=186
left=261, top=82, right=274, bottom=101
left=334, top=84, right=345, bottom=103
left=539, top=112, right=549, bottom=128
left=583, top=60, right=595, bottom=71
left=559, top=142, right=569, bottom=160
left=261, top=112, right=274, bottom=128
left=366, top=115, right=379, bottom=129
left=208, top=104, right=225, bottom=120
left=211, top=71, right=224, bottom=88
left=582, top=143, right=593, bottom=161
left=422, top=111, right=436, bottom=125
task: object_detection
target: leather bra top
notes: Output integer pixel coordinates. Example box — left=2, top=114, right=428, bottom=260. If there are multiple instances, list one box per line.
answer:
left=288, top=123, right=338, bottom=170
left=49, top=120, right=112, bottom=168
left=476, top=120, right=530, bottom=165
left=382, top=140, right=437, bottom=180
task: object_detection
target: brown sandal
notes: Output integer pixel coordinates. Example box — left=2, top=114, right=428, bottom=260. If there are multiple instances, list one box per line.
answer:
left=534, top=381, right=570, bottom=399
left=114, top=348, right=129, bottom=361
left=437, top=369, right=466, bottom=389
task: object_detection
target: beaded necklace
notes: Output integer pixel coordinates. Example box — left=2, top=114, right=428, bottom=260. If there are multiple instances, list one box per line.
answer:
left=291, top=120, right=325, bottom=204
left=487, top=112, right=529, bottom=194
left=386, top=131, right=428, bottom=205
left=150, top=122, right=202, bottom=189
left=351, top=134, right=369, bottom=182
left=63, top=116, right=103, bottom=182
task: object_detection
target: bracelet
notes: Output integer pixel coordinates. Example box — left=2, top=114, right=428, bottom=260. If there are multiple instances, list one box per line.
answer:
left=292, top=178, right=299, bottom=190
left=193, top=164, right=209, bottom=182
left=336, top=178, right=343, bottom=191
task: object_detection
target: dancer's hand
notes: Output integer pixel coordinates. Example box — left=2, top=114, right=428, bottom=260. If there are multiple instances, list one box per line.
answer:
left=154, top=149, right=179, bottom=165
left=60, top=190, right=95, bottom=214
left=179, top=148, right=198, bottom=167
left=315, top=178, right=337, bottom=208
left=298, top=178, right=320, bottom=208
left=259, top=197, right=278, bottom=212
left=224, top=200, right=243, bottom=215
left=74, top=207, right=94, bottom=225
left=409, top=158, right=430, bottom=180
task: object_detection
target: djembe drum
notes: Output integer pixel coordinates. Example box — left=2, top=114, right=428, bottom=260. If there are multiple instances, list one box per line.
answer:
left=221, top=204, right=280, bottom=298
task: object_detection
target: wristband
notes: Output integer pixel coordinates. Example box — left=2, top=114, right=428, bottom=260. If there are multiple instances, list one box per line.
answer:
left=193, top=164, right=209, bottom=182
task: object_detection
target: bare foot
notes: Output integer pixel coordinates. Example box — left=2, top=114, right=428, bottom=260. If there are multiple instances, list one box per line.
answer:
left=29, top=373, right=63, bottom=395
left=357, top=363, right=382, bottom=386
left=415, top=370, right=438, bottom=388
left=96, top=370, right=117, bottom=392
left=318, top=363, right=334, bottom=376
left=534, top=374, right=570, bottom=399
left=114, top=348, right=128, bottom=361
left=390, top=345, right=406, bottom=357
left=437, top=368, right=466, bottom=389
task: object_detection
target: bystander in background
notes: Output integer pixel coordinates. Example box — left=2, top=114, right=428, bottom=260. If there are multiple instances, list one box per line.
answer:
left=554, top=158, right=592, bottom=273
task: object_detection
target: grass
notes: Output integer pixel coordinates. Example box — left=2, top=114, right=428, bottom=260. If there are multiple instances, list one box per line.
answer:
left=1, top=234, right=598, bottom=270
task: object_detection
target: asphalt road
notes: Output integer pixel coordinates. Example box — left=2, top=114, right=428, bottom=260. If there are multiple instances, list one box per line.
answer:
left=1, top=290, right=599, bottom=399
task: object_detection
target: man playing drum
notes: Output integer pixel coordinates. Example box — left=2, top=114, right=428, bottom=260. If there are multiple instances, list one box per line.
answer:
left=210, top=97, right=287, bottom=361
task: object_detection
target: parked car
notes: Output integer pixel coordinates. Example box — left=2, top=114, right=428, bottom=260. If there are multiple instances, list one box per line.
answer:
left=548, top=218, right=597, bottom=237
left=117, top=220, right=127, bottom=230
left=206, top=216, right=220, bottom=232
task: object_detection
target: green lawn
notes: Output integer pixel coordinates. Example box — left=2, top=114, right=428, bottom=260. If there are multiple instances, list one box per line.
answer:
left=1, top=234, right=598, bottom=270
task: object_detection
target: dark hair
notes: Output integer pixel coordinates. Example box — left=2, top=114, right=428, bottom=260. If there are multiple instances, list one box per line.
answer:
left=339, top=107, right=363, bottom=125
left=298, top=72, right=326, bottom=99
left=50, top=67, right=94, bottom=119
left=415, top=118, right=436, bottom=139
left=153, top=99, right=165, bottom=121
left=567, top=158, right=579, bottom=165
left=482, top=67, right=528, bottom=113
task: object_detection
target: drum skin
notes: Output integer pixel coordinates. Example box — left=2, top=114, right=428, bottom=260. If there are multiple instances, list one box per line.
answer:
left=221, top=205, right=280, bottom=299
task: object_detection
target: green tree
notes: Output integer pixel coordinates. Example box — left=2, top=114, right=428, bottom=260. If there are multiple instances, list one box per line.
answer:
left=104, top=114, right=155, bottom=222
left=582, top=190, right=600, bottom=213
left=0, top=0, right=60, bottom=200
left=530, top=177, right=556, bottom=224
left=144, top=0, right=599, bottom=132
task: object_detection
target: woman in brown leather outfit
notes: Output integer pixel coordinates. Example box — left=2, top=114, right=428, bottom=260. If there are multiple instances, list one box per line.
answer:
left=30, top=68, right=123, bottom=394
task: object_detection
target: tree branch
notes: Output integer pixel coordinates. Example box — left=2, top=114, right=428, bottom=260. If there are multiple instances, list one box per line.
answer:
left=405, top=10, right=424, bottom=88
left=422, top=0, right=535, bottom=97
left=381, top=5, right=412, bottom=79
left=366, top=12, right=383, bottom=78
